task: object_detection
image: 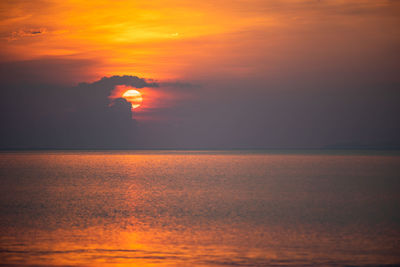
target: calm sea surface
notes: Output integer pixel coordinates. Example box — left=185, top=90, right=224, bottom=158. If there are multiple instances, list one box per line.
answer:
left=0, top=150, right=399, bottom=266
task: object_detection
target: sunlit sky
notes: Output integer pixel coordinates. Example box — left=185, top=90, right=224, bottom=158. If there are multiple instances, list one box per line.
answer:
left=0, top=0, right=399, bottom=148
left=2, top=0, right=398, bottom=82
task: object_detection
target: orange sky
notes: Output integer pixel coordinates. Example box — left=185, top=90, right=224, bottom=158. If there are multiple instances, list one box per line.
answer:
left=1, top=0, right=399, bottom=84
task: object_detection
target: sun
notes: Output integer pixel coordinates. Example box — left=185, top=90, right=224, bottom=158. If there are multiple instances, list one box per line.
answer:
left=122, top=89, right=143, bottom=109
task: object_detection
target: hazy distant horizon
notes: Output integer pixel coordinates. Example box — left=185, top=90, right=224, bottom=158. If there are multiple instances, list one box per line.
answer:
left=2, top=147, right=400, bottom=154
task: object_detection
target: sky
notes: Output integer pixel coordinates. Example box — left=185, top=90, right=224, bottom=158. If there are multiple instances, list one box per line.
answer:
left=0, top=0, right=399, bottom=149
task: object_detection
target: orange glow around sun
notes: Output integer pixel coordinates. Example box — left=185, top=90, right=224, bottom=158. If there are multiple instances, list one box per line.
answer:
left=122, top=89, right=143, bottom=109
left=109, top=84, right=180, bottom=121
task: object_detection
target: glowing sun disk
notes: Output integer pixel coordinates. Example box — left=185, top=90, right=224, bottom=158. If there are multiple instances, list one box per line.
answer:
left=122, top=89, right=143, bottom=109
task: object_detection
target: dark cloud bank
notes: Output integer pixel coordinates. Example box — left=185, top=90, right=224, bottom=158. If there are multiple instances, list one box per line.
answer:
left=1, top=74, right=400, bottom=150
left=0, top=76, right=157, bottom=149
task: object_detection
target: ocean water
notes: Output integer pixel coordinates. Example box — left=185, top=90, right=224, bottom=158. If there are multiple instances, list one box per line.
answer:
left=0, top=150, right=399, bottom=266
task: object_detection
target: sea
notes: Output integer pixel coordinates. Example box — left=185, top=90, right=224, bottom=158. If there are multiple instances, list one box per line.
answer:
left=0, top=150, right=399, bottom=266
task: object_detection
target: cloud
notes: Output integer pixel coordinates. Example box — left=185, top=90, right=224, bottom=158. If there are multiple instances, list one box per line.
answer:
left=0, top=57, right=98, bottom=85
left=1, top=71, right=399, bottom=150
left=0, top=75, right=158, bottom=149
left=159, top=81, right=200, bottom=89
left=9, top=28, right=47, bottom=40
left=80, top=75, right=158, bottom=89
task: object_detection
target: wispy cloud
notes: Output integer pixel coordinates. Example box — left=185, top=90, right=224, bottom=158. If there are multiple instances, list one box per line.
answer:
left=8, top=28, right=47, bottom=40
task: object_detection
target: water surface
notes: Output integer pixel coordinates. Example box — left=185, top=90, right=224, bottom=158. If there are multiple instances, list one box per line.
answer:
left=0, top=150, right=399, bottom=266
